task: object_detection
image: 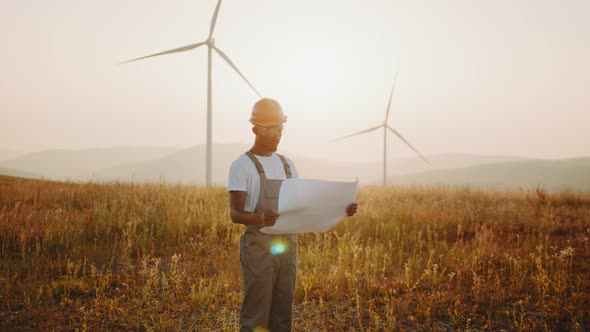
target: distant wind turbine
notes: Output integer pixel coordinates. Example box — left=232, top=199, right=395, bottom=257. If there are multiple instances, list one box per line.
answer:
left=121, top=0, right=261, bottom=187
left=334, top=74, right=429, bottom=186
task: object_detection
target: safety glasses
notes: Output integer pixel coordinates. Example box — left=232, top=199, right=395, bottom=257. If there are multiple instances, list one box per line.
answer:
left=255, top=125, right=283, bottom=138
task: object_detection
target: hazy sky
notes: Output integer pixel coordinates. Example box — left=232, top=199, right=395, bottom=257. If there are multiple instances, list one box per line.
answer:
left=1, top=0, right=589, bottom=163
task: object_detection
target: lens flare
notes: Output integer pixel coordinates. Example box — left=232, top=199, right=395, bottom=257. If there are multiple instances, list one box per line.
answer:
left=269, top=239, right=287, bottom=255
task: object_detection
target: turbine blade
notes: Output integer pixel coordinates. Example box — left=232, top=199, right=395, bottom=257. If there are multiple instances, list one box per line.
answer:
left=213, top=46, right=262, bottom=97
left=120, top=41, right=207, bottom=64
left=384, top=72, right=398, bottom=123
left=387, top=125, right=430, bottom=164
left=332, top=125, right=382, bottom=142
left=209, top=0, right=223, bottom=39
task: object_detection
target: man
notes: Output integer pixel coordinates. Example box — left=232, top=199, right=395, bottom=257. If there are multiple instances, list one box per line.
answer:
left=228, top=98, right=358, bottom=331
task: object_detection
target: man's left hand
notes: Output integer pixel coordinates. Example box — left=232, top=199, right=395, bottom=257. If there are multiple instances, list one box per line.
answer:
left=345, top=202, right=358, bottom=217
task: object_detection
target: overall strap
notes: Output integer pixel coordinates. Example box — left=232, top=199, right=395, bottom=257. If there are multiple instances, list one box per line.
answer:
left=276, top=154, right=292, bottom=179
left=245, top=151, right=266, bottom=178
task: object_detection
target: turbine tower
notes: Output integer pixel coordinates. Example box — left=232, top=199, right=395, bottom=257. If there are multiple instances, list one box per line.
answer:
left=121, top=0, right=261, bottom=187
left=335, top=74, right=429, bottom=186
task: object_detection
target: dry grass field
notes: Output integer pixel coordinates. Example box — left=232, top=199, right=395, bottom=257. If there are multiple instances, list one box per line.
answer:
left=0, top=175, right=588, bottom=331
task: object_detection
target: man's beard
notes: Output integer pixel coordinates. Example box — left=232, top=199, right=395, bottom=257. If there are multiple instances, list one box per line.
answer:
left=266, top=142, right=278, bottom=152
left=264, top=139, right=279, bottom=152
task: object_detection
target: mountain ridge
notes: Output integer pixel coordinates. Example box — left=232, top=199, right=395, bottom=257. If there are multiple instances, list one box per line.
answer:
left=0, top=145, right=587, bottom=191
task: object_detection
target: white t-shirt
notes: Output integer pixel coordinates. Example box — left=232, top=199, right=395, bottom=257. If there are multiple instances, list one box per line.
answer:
left=228, top=152, right=299, bottom=212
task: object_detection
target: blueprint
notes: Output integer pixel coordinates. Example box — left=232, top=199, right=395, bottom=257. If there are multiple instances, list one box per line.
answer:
left=260, top=178, right=358, bottom=234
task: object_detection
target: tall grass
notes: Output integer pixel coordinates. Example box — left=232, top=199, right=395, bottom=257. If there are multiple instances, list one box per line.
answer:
left=0, top=176, right=588, bottom=331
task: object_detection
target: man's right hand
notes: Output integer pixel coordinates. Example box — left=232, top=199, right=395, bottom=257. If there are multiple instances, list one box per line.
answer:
left=260, top=210, right=280, bottom=227
left=230, top=191, right=281, bottom=227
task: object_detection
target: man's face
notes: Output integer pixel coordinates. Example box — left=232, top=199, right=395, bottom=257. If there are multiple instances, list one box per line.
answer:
left=255, top=125, right=283, bottom=151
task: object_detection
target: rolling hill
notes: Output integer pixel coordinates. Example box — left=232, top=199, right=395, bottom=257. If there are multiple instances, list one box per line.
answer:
left=0, top=166, right=41, bottom=180
left=90, top=145, right=526, bottom=185
left=390, top=157, right=590, bottom=191
left=1, top=145, right=587, bottom=191
left=0, top=147, right=179, bottom=180
left=0, top=149, right=25, bottom=162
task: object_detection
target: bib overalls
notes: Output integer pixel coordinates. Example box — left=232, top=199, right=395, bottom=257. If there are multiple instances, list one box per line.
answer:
left=239, top=152, right=298, bottom=332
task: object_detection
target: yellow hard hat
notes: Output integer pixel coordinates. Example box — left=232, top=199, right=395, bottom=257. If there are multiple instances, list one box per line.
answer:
left=249, top=98, right=288, bottom=127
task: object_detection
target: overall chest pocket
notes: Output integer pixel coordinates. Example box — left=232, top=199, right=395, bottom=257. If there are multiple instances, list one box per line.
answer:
left=264, top=180, right=282, bottom=199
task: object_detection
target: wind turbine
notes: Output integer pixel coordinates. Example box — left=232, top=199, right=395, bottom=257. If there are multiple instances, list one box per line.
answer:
left=121, top=0, right=261, bottom=187
left=334, top=74, right=429, bottom=186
